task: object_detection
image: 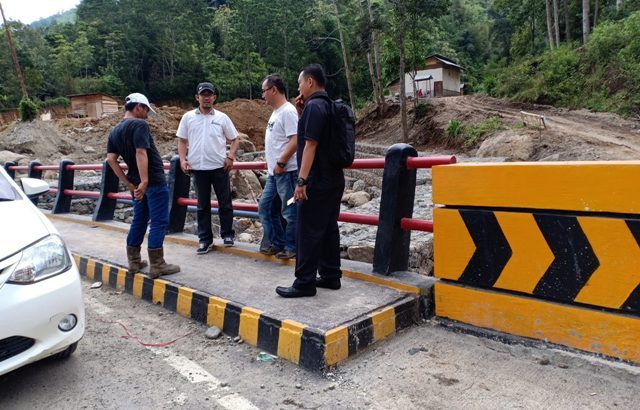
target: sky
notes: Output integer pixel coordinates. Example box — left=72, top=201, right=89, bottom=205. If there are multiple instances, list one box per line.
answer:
left=1, top=0, right=81, bottom=24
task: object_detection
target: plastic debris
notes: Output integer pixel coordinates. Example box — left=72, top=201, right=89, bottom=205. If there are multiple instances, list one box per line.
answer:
left=257, top=352, right=276, bottom=362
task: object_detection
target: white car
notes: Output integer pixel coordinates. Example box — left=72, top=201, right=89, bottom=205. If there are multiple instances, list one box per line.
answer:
left=0, top=167, right=85, bottom=376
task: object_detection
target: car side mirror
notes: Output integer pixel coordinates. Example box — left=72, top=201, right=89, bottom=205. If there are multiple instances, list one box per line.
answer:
left=21, top=178, right=50, bottom=198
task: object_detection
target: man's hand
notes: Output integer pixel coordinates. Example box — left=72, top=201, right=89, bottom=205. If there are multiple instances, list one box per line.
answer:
left=294, top=94, right=304, bottom=116
left=126, top=182, right=136, bottom=197
left=273, top=164, right=285, bottom=175
left=294, top=185, right=307, bottom=201
left=134, top=181, right=148, bottom=201
left=180, top=158, right=191, bottom=174
left=224, top=157, right=234, bottom=173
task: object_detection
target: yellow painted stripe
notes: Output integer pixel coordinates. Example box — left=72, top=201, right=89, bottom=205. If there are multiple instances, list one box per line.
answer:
left=278, top=320, right=305, bottom=364
left=101, top=263, right=112, bottom=284
left=575, top=218, right=640, bottom=309
left=324, top=326, right=349, bottom=366
left=207, top=296, right=228, bottom=328
left=238, top=307, right=262, bottom=346
left=433, top=208, right=476, bottom=280
left=152, top=279, right=168, bottom=305
left=493, top=212, right=554, bottom=293
left=433, top=162, right=640, bottom=214
left=73, top=254, right=81, bottom=267
left=133, top=274, right=144, bottom=298
left=370, top=307, right=396, bottom=342
left=177, top=287, right=195, bottom=317
left=341, top=269, right=420, bottom=294
left=116, top=268, right=127, bottom=289
left=86, top=259, right=96, bottom=280
left=435, top=282, right=640, bottom=364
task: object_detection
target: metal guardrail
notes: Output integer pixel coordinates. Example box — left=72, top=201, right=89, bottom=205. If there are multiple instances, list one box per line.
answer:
left=4, top=144, right=456, bottom=274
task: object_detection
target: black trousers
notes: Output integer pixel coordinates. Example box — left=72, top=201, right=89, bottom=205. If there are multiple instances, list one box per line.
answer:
left=192, top=168, right=235, bottom=243
left=293, top=184, right=344, bottom=289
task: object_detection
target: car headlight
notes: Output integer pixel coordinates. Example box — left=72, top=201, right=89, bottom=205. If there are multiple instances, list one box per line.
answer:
left=8, top=235, right=72, bottom=284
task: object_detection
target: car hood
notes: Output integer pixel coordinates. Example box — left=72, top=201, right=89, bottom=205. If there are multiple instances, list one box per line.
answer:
left=0, top=201, right=51, bottom=260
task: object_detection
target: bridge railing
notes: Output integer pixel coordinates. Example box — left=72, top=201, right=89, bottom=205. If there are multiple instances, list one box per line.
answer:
left=3, top=143, right=455, bottom=275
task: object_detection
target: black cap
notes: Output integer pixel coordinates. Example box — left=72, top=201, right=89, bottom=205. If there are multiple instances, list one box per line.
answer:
left=196, top=82, right=217, bottom=95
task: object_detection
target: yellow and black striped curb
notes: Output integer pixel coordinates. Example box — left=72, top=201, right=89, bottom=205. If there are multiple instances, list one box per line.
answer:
left=74, top=254, right=419, bottom=370
left=48, top=214, right=423, bottom=295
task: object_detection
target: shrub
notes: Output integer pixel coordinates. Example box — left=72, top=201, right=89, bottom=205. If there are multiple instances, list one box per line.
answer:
left=19, top=98, right=39, bottom=122
left=415, top=102, right=429, bottom=119
left=39, top=96, right=71, bottom=108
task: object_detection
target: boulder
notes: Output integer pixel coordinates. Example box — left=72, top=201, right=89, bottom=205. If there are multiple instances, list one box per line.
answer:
left=347, top=245, right=374, bottom=263
left=347, top=191, right=371, bottom=207
left=0, top=150, right=27, bottom=165
left=476, top=130, right=535, bottom=161
left=229, top=169, right=262, bottom=202
left=352, top=179, right=366, bottom=192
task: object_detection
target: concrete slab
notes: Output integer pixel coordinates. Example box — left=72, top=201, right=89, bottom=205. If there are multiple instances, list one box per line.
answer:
left=48, top=213, right=420, bottom=370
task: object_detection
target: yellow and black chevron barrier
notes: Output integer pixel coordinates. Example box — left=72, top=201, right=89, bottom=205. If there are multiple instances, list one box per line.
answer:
left=433, top=162, right=640, bottom=364
left=73, top=254, right=418, bottom=370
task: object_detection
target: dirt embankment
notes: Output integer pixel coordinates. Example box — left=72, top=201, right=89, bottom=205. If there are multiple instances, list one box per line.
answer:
left=0, top=99, right=272, bottom=166
left=356, top=95, right=640, bottom=161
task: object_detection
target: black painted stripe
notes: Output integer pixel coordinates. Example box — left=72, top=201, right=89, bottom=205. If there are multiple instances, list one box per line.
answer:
left=124, top=272, right=134, bottom=294
left=394, top=298, right=419, bottom=332
left=622, top=220, right=640, bottom=312
left=257, top=316, right=281, bottom=355
left=299, top=328, right=325, bottom=370
left=348, top=317, right=374, bottom=356
left=223, top=303, right=242, bottom=337
left=94, top=261, right=104, bottom=280
left=533, top=214, right=599, bottom=301
left=78, top=257, right=88, bottom=276
left=458, top=210, right=512, bottom=287
left=164, top=284, right=179, bottom=312
left=141, top=277, right=154, bottom=302
left=108, top=266, right=119, bottom=287
left=190, top=292, right=209, bottom=324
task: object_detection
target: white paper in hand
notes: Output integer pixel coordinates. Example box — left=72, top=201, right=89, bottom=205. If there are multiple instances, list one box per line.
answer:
left=287, top=197, right=296, bottom=206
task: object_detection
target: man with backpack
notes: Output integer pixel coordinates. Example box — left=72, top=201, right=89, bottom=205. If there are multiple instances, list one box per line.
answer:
left=275, top=64, right=348, bottom=298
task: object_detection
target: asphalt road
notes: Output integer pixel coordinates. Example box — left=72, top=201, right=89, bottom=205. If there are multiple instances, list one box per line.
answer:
left=1, top=280, right=639, bottom=409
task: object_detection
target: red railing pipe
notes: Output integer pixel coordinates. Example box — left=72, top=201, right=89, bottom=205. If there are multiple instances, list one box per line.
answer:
left=400, top=218, right=433, bottom=232
left=406, top=155, right=456, bottom=169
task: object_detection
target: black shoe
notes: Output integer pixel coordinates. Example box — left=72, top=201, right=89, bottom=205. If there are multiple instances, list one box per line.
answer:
left=260, top=245, right=282, bottom=256
left=223, top=236, right=234, bottom=247
left=196, top=242, right=212, bottom=255
left=316, top=277, right=341, bottom=290
left=275, top=286, right=316, bottom=298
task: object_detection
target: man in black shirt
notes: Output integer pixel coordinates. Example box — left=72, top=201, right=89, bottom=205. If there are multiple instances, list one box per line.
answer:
left=276, top=64, right=345, bottom=298
left=106, top=93, right=180, bottom=278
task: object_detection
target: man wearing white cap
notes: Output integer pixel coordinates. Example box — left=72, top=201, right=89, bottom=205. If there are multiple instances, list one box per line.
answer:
left=106, top=93, right=180, bottom=278
left=177, top=82, right=240, bottom=254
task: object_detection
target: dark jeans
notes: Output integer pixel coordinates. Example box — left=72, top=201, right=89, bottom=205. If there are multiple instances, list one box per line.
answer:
left=127, top=184, right=169, bottom=249
left=193, top=168, right=235, bottom=243
left=293, top=184, right=344, bottom=290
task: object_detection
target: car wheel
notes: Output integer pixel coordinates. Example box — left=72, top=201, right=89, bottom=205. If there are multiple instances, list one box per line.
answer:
left=49, top=342, right=78, bottom=360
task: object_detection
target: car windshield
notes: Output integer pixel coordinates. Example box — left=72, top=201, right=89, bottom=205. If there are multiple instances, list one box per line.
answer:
left=0, top=173, right=19, bottom=201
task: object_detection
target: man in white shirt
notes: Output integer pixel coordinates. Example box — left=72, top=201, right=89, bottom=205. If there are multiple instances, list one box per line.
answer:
left=177, top=82, right=240, bottom=254
left=258, top=74, right=298, bottom=259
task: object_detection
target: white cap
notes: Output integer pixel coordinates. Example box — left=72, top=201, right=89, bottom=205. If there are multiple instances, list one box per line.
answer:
left=125, top=92, right=157, bottom=114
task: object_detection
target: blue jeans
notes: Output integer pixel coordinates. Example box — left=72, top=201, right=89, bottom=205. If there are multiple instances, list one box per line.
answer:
left=127, top=184, right=170, bottom=249
left=258, top=172, right=297, bottom=252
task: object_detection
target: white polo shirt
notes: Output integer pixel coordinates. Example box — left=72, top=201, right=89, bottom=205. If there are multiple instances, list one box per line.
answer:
left=176, top=108, right=238, bottom=170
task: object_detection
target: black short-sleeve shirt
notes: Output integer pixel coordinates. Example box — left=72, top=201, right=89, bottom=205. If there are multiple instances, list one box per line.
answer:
left=106, top=118, right=165, bottom=186
left=297, top=91, right=344, bottom=191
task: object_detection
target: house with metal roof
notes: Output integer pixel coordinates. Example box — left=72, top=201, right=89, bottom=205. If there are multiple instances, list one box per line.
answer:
left=388, top=54, right=463, bottom=98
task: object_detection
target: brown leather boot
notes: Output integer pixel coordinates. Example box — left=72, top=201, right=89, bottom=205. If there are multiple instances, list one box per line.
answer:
left=126, top=246, right=148, bottom=273
left=148, top=248, right=180, bottom=279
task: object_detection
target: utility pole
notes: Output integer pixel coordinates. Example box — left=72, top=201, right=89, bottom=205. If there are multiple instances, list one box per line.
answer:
left=0, top=1, right=29, bottom=98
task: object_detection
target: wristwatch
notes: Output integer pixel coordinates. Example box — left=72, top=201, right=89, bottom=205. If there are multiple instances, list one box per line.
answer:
left=276, top=161, right=286, bottom=168
left=296, top=177, right=307, bottom=186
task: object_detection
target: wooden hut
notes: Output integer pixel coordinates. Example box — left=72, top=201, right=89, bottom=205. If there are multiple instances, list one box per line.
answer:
left=68, top=93, right=119, bottom=118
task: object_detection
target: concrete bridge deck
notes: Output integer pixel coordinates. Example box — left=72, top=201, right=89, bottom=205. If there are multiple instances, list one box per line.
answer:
left=48, top=213, right=429, bottom=370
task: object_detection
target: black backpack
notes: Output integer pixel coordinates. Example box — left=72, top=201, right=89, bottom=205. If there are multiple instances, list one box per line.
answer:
left=309, top=94, right=356, bottom=168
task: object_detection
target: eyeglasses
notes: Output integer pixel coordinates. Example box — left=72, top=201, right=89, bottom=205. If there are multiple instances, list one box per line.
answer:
left=261, top=86, right=273, bottom=95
